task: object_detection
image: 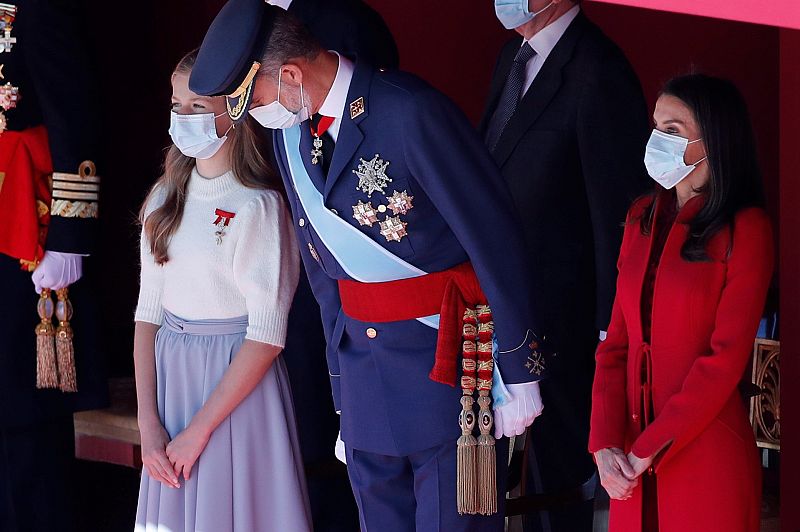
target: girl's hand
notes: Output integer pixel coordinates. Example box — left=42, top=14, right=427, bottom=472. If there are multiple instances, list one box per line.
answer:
left=594, top=447, right=639, bottom=500
left=165, top=423, right=211, bottom=482
left=139, top=420, right=180, bottom=489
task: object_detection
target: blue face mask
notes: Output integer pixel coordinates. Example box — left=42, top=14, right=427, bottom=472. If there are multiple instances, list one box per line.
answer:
left=494, top=0, right=555, bottom=30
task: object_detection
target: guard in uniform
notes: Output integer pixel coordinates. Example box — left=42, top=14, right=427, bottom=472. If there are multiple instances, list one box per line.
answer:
left=190, top=2, right=552, bottom=530
left=0, top=2, right=106, bottom=531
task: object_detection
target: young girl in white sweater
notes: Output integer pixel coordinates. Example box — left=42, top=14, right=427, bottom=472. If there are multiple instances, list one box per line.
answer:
left=133, top=50, right=311, bottom=532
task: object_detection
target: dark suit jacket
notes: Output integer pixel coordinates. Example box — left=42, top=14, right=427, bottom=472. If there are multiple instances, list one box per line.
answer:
left=479, top=13, right=649, bottom=357
left=478, top=13, right=650, bottom=493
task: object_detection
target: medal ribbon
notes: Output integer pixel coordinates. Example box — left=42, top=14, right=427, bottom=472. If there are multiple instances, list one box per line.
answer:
left=213, top=208, right=236, bottom=226
left=310, top=115, right=335, bottom=138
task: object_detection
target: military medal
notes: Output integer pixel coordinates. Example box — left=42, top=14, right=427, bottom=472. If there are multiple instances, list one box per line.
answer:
left=386, top=190, right=414, bottom=215
left=352, top=200, right=379, bottom=227
left=0, top=4, right=17, bottom=136
left=310, top=115, right=334, bottom=165
left=379, top=215, right=407, bottom=242
left=353, top=154, right=392, bottom=196
left=212, top=208, right=236, bottom=245
left=0, top=4, right=16, bottom=54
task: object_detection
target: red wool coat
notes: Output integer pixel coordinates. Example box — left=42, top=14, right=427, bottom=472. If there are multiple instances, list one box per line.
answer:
left=589, top=192, right=774, bottom=532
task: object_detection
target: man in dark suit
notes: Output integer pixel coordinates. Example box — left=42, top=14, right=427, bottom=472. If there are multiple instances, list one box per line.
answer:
left=263, top=1, right=398, bottom=530
left=479, top=1, right=650, bottom=530
left=0, top=2, right=107, bottom=531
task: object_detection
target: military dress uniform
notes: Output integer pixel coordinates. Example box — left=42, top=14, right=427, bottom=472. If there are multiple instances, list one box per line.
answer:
left=190, top=2, right=551, bottom=530
left=0, top=2, right=106, bottom=531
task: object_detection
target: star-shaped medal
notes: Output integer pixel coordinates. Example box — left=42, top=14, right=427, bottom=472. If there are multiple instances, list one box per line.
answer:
left=379, top=216, right=408, bottom=242
left=386, top=190, right=414, bottom=216
left=352, top=200, right=379, bottom=227
left=353, top=154, right=392, bottom=197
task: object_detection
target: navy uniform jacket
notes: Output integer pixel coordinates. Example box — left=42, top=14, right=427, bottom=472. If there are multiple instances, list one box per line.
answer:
left=0, top=0, right=106, bottom=428
left=274, top=61, right=544, bottom=456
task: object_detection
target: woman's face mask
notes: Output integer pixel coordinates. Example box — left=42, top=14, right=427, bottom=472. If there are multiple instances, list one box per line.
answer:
left=644, top=129, right=707, bottom=189
left=494, top=0, right=555, bottom=30
left=168, top=111, right=231, bottom=159
left=248, top=69, right=309, bottom=129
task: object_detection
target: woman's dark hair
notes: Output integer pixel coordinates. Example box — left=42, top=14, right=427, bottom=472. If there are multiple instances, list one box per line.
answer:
left=640, top=74, right=765, bottom=261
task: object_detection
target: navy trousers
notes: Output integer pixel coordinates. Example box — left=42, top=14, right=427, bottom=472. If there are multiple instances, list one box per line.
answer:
left=346, top=437, right=509, bottom=532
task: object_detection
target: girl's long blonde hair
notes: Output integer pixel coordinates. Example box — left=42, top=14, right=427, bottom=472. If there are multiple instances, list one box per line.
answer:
left=139, top=49, right=282, bottom=264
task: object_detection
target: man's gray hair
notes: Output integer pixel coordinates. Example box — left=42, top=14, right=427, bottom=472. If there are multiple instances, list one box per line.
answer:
left=259, top=10, right=323, bottom=77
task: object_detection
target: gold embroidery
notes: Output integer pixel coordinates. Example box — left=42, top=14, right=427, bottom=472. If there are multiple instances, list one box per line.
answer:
left=51, top=199, right=98, bottom=219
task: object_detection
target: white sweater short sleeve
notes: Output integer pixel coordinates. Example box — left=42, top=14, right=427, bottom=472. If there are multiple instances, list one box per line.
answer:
left=134, top=189, right=166, bottom=325
left=232, top=191, right=300, bottom=346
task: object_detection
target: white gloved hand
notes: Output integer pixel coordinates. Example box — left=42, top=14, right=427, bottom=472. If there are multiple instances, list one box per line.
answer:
left=31, top=251, right=83, bottom=293
left=493, top=381, right=544, bottom=439
left=334, top=430, right=347, bottom=464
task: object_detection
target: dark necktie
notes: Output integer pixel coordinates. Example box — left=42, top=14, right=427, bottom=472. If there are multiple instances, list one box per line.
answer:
left=310, top=113, right=335, bottom=176
left=485, top=43, right=536, bottom=152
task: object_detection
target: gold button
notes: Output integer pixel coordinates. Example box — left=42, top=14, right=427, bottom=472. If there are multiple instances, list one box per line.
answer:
left=298, top=218, right=306, bottom=227
left=377, top=205, right=387, bottom=213
left=366, top=327, right=377, bottom=339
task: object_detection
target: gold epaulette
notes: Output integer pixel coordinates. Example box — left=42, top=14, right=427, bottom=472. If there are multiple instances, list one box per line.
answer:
left=51, top=160, right=99, bottom=219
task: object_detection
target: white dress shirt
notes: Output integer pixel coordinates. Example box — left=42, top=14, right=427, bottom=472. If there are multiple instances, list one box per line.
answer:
left=521, top=5, right=580, bottom=96
left=316, top=52, right=355, bottom=142
left=267, top=0, right=293, bottom=10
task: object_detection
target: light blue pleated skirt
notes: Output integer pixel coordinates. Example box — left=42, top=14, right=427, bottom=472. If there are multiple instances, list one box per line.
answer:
left=135, top=311, right=312, bottom=532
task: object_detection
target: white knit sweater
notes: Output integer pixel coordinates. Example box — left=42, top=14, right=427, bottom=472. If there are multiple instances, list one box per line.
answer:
left=135, top=168, right=299, bottom=347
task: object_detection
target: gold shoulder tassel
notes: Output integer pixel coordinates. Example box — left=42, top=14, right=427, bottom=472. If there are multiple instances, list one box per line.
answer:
left=35, top=288, right=59, bottom=389
left=457, top=308, right=478, bottom=515
left=54, top=288, right=78, bottom=392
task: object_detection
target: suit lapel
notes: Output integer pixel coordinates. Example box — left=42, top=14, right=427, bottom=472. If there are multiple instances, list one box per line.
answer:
left=492, top=14, right=590, bottom=167
left=299, top=122, right=327, bottom=193
left=323, top=62, right=372, bottom=199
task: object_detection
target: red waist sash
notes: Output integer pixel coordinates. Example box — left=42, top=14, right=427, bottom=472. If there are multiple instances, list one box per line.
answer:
left=337, top=262, right=487, bottom=386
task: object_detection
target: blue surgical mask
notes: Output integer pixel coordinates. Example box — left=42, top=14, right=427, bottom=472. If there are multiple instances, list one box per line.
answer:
left=643, top=129, right=707, bottom=189
left=494, top=0, right=555, bottom=30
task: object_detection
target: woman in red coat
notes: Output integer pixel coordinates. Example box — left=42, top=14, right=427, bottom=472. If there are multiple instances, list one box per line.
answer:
left=589, top=74, right=773, bottom=532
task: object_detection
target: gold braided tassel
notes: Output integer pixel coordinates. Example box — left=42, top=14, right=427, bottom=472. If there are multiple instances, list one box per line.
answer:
left=457, top=309, right=479, bottom=515
left=476, top=306, right=497, bottom=515
left=35, top=288, right=59, bottom=389
left=476, top=392, right=497, bottom=515
left=55, top=288, right=77, bottom=392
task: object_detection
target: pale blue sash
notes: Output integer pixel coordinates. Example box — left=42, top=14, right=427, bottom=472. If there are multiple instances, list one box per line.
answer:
left=281, top=125, right=510, bottom=405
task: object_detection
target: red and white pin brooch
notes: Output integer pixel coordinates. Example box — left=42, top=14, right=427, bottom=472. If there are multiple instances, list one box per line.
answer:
left=213, top=208, right=236, bottom=245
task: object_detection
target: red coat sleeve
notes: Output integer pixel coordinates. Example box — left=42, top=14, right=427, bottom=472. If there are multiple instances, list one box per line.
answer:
left=630, top=208, right=774, bottom=466
left=588, top=200, right=644, bottom=452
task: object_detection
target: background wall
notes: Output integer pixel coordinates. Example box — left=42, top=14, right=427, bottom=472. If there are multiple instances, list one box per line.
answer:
left=83, top=2, right=796, bottom=527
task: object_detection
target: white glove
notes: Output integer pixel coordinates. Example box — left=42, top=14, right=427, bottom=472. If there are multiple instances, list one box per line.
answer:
left=493, top=381, right=544, bottom=439
left=31, top=251, right=83, bottom=293
left=334, top=430, right=347, bottom=464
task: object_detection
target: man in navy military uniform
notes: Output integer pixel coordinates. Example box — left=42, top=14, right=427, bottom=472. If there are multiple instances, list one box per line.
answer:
left=0, top=2, right=107, bottom=531
left=191, top=1, right=550, bottom=529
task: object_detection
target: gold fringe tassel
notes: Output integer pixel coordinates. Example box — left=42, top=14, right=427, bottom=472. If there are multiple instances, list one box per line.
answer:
left=35, top=289, right=59, bottom=389
left=457, top=309, right=479, bottom=515
left=477, top=392, right=497, bottom=515
left=55, top=288, right=77, bottom=392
